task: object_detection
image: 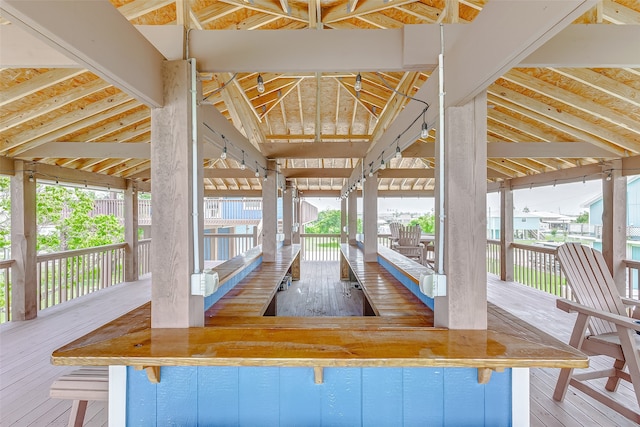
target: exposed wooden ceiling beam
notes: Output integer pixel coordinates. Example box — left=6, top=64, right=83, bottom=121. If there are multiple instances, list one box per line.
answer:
left=266, top=134, right=371, bottom=141
left=549, top=67, right=640, bottom=108
left=322, top=0, right=415, bottom=23
left=502, top=69, right=640, bottom=138
left=218, top=0, right=307, bottom=22
left=1, top=77, right=111, bottom=132
left=260, top=142, right=370, bottom=159
left=117, top=0, right=174, bottom=20
left=0, top=0, right=165, bottom=107
left=348, top=0, right=597, bottom=190
left=201, top=104, right=267, bottom=170
left=4, top=95, right=137, bottom=156
left=0, top=69, right=84, bottom=108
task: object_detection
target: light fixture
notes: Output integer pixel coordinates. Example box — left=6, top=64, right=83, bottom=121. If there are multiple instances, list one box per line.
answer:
left=380, top=158, right=386, bottom=170
left=255, top=161, right=260, bottom=177
left=263, top=172, right=268, bottom=182
left=257, top=74, right=265, bottom=94
left=28, top=173, right=34, bottom=183
left=361, top=174, right=366, bottom=183
left=369, top=162, right=374, bottom=177
left=240, top=150, right=246, bottom=170
left=354, top=73, right=362, bottom=92
left=606, top=171, right=612, bottom=181
left=220, top=136, right=227, bottom=159
left=395, top=144, right=402, bottom=160
left=421, top=122, right=429, bottom=139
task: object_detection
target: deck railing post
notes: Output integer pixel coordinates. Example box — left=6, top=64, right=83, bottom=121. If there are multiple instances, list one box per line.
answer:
left=601, top=160, right=627, bottom=296
left=124, top=179, right=139, bottom=282
left=10, top=160, right=38, bottom=320
left=500, top=180, right=514, bottom=282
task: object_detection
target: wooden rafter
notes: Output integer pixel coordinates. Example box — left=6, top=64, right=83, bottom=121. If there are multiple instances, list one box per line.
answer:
left=218, top=0, right=307, bottom=23
left=549, top=68, right=640, bottom=108
left=1, top=77, right=111, bottom=132
left=0, top=69, right=84, bottom=108
left=323, top=0, right=415, bottom=24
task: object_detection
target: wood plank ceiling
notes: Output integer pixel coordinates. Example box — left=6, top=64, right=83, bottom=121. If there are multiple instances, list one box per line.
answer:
left=1, top=0, right=639, bottom=195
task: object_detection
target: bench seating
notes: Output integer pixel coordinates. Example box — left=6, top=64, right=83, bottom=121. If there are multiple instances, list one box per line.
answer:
left=50, top=367, right=108, bottom=427
left=339, top=244, right=433, bottom=318
left=205, top=244, right=300, bottom=317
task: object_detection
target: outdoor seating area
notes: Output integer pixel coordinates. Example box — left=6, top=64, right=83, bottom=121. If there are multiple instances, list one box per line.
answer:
left=1, top=1, right=638, bottom=425
left=388, top=222, right=432, bottom=267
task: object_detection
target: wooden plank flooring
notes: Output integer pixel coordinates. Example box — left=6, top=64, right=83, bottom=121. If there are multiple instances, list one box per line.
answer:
left=2, top=265, right=639, bottom=426
left=0, top=276, right=151, bottom=427
left=277, top=261, right=363, bottom=316
left=487, top=274, right=640, bottom=427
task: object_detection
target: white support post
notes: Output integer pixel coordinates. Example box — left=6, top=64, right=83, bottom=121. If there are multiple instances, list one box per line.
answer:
left=348, top=191, right=357, bottom=245
left=434, top=92, right=488, bottom=330
left=124, top=179, right=139, bottom=282
left=363, top=174, right=378, bottom=262
left=10, top=160, right=37, bottom=320
left=340, top=197, right=347, bottom=244
left=150, top=60, right=203, bottom=328
left=292, top=196, right=301, bottom=245
left=602, top=159, right=627, bottom=295
left=283, top=185, right=293, bottom=246
left=262, top=160, right=278, bottom=262
left=500, top=181, right=514, bottom=282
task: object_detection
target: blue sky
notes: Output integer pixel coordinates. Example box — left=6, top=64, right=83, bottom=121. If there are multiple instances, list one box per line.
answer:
left=305, top=179, right=603, bottom=217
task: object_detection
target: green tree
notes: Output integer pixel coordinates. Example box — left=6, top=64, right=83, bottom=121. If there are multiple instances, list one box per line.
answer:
left=305, top=209, right=342, bottom=234
left=409, top=213, right=435, bottom=233
left=576, top=211, right=589, bottom=224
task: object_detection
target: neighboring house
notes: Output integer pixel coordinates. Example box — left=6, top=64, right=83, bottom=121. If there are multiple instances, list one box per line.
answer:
left=582, top=176, right=640, bottom=258
left=487, top=212, right=547, bottom=240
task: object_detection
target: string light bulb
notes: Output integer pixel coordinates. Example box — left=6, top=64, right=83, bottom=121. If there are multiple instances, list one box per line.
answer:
left=606, top=171, right=612, bottom=181
left=220, top=146, right=227, bottom=160
left=28, top=173, right=34, bottom=183
left=240, top=150, right=246, bottom=170
left=395, top=144, right=402, bottom=159
left=257, top=74, right=265, bottom=94
left=380, top=158, right=386, bottom=170
left=255, top=161, right=260, bottom=178
left=421, top=122, right=429, bottom=139
left=354, top=73, right=362, bottom=92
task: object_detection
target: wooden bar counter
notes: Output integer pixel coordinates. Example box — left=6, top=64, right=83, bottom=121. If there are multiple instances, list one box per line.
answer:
left=52, top=300, right=586, bottom=370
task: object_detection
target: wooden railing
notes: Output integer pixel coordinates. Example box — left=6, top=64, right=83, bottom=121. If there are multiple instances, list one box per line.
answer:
left=36, top=243, right=126, bottom=310
left=511, top=243, right=570, bottom=299
left=138, top=238, right=151, bottom=276
left=204, top=232, right=258, bottom=261
left=300, top=234, right=341, bottom=261
left=487, top=239, right=501, bottom=276
left=625, top=259, right=640, bottom=300
left=377, top=234, right=392, bottom=248
left=0, top=260, right=13, bottom=323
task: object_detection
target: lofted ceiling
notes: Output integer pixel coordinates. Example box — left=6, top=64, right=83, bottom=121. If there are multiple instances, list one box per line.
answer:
left=1, top=0, right=639, bottom=196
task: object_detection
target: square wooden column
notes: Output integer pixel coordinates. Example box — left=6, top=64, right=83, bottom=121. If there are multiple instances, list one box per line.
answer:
left=500, top=181, right=514, bottom=282
left=434, top=92, right=488, bottom=330
left=602, top=160, right=626, bottom=294
left=10, top=160, right=37, bottom=320
left=348, top=191, right=357, bottom=245
left=262, top=160, right=278, bottom=262
left=283, top=184, right=293, bottom=246
left=363, top=174, right=378, bottom=262
left=340, top=197, right=347, bottom=243
left=124, top=179, right=139, bottom=282
left=151, top=60, right=203, bottom=328
left=292, top=195, right=301, bottom=245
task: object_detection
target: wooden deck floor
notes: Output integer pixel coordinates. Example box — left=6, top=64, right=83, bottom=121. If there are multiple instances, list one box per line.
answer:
left=1, top=265, right=639, bottom=426
left=0, top=276, right=151, bottom=427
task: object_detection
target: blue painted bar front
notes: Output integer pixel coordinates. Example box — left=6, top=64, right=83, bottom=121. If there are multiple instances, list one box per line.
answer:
left=127, top=366, right=512, bottom=426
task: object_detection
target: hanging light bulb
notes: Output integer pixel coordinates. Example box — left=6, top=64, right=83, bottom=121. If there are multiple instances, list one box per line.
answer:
left=395, top=145, right=402, bottom=159
left=421, top=122, right=429, bottom=139
left=369, top=169, right=373, bottom=177
left=220, top=146, right=227, bottom=160
left=255, top=169, right=260, bottom=178
left=380, top=158, right=386, bottom=170
left=354, top=73, right=362, bottom=92
left=361, top=175, right=366, bottom=183
left=240, top=150, right=246, bottom=170
left=257, top=74, right=265, bottom=94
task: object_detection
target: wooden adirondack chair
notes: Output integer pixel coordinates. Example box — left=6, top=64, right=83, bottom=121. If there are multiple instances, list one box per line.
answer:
left=554, top=243, right=640, bottom=423
left=389, top=222, right=401, bottom=248
left=393, top=224, right=425, bottom=265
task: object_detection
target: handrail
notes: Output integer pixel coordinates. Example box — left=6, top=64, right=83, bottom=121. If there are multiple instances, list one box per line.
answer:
left=511, top=242, right=558, bottom=255
left=37, top=243, right=127, bottom=262
left=0, top=260, right=14, bottom=269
